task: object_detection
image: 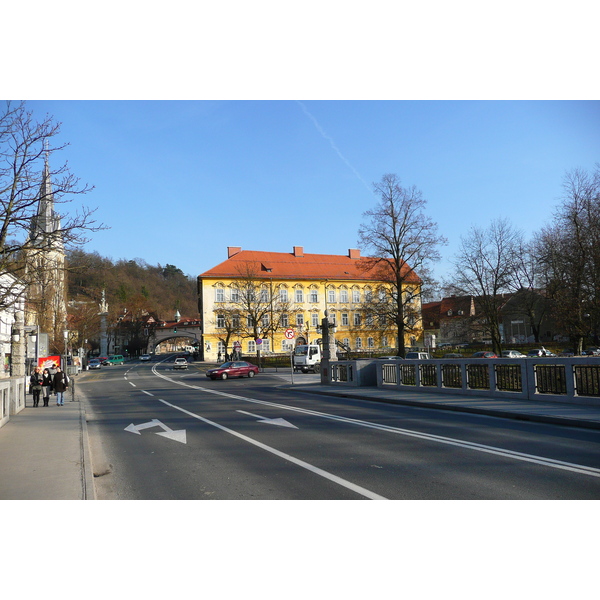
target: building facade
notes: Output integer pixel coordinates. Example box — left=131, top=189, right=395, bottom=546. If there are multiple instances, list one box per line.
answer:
left=198, top=246, right=422, bottom=361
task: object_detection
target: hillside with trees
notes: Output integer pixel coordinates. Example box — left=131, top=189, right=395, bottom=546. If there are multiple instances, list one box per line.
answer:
left=67, top=250, right=198, bottom=319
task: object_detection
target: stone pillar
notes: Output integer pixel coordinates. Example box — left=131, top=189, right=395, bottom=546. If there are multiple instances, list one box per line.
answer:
left=10, top=311, right=26, bottom=378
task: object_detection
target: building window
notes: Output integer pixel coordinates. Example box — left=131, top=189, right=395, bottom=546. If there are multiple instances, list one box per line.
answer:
left=215, top=288, right=225, bottom=302
left=356, top=337, right=363, bottom=349
left=280, top=288, right=288, bottom=302
left=260, top=288, right=268, bottom=302
left=296, top=313, right=304, bottom=326
left=354, top=313, right=361, bottom=326
left=342, top=313, right=349, bottom=326
left=281, top=313, right=289, bottom=327
left=231, top=288, right=239, bottom=302
left=232, top=314, right=240, bottom=329
left=217, top=314, right=225, bottom=328
left=295, top=288, right=304, bottom=303
left=282, top=340, right=293, bottom=352
left=328, top=289, right=336, bottom=304
left=311, top=313, right=319, bottom=327
left=340, top=289, right=348, bottom=303
left=342, top=338, right=350, bottom=348
left=248, top=340, right=256, bottom=353
left=218, top=341, right=225, bottom=355
left=382, top=336, right=388, bottom=348
left=352, top=289, right=360, bottom=303
left=261, top=314, right=269, bottom=328
left=367, top=337, right=375, bottom=348
left=262, top=339, right=270, bottom=353
left=309, top=289, right=318, bottom=303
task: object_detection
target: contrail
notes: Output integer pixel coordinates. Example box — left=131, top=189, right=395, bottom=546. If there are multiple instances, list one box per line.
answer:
left=296, top=101, right=371, bottom=192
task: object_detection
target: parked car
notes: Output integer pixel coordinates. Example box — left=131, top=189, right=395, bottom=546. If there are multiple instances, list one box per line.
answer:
left=405, top=352, right=431, bottom=359
left=173, top=357, right=188, bottom=370
left=559, top=349, right=575, bottom=357
left=443, top=353, right=463, bottom=359
left=206, top=361, right=259, bottom=380
left=501, top=350, right=526, bottom=359
left=527, top=349, right=556, bottom=357
left=377, top=356, right=403, bottom=360
left=583, top=347, right=600, bottom=356
left=471, top=351, right=498, bottom=358
left=88, top=358, right=102, bottom=369
left=139, top=354, right=151, bottom=361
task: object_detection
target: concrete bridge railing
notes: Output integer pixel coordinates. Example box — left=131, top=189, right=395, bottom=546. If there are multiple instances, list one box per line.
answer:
left=322, top=357, right=600, bottom=406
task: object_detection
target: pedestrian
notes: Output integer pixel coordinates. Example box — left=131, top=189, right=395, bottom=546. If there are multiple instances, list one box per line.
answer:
left=52, top=365, right=69, bottom=406
left=41, top=367, right=53, bottom=407
left=29, top=367, right=43, bottom=407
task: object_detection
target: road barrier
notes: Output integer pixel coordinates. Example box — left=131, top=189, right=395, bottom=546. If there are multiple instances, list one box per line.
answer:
left=323, top=357, right=600, bottom=406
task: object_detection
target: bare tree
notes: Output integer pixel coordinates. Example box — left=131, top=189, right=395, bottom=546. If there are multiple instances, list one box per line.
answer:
left=358, top=173, right=447, bottom=357
left=536, top=166, right=600, bottom=352
left=0, top=101, right=104, bottom=311
left=215, top=264, right=295, bottom=358
left=450, top=218, right=522, bottom=355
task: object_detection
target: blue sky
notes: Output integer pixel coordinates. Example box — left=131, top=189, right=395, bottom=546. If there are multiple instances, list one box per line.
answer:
left=26, top=100, right=600, bottom=288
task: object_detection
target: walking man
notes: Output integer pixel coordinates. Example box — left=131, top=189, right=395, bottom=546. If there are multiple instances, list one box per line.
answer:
left=53, top=365, right=69, bottom=406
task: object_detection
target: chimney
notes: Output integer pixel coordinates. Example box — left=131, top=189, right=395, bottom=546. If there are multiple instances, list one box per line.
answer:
left=293, top=246, right=304, bottom=257
left=228, top=246, right=242, bottom=258
left=348, top=248, right=361, bottom=259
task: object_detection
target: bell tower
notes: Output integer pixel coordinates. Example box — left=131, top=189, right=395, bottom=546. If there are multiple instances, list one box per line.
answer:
left=25, top=150, right=68, bottom=351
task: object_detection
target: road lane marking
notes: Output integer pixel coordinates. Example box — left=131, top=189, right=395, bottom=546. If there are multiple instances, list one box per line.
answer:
left=157, top=398, right=387, bottom=500
left=237, top=410, right=298, bottom=429
left=149, top=363, right=600, bottom=479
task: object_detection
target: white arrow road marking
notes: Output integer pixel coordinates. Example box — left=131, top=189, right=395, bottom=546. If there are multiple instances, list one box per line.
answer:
left=124, top=419, right=187, bottom=444
left=158, top=398, right=387, bottom=500
left=237, top=410, right=298, bottom=429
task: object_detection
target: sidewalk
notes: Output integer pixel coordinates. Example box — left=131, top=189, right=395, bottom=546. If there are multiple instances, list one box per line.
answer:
left=0, top=394, right=95, bottom=500
left=2, top=373, right=600, bottom=500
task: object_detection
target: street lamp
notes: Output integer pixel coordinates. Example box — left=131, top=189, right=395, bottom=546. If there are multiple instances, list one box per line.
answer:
left=63, top=329, right=69, bottom=370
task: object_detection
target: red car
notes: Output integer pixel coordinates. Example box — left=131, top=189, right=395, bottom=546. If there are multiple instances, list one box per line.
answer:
left=206, top=361, right=259, bottom=380
left=471, top=351, right=498, bottom=358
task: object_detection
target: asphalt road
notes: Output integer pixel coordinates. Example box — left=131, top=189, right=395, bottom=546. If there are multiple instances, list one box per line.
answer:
left=80, top=358, right=600, bottom=500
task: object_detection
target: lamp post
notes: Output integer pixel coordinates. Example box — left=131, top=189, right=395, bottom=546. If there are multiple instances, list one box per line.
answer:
left=63, top=329, right=69, bottom=371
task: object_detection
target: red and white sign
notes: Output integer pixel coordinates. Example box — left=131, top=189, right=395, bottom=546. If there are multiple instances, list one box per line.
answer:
left=233, top=341, right=241, bottom=350
left=285, top=328, right=295, bottom=340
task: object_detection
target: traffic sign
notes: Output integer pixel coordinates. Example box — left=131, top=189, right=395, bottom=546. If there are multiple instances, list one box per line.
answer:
left=285, top=328, right=295, bottom=339
left=233, top=341, right=241, bottom=349
left=256, top=338, right=263, bottom=345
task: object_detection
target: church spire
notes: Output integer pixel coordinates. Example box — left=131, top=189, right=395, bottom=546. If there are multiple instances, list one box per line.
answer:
left=30, top=148, right=63, bottom=250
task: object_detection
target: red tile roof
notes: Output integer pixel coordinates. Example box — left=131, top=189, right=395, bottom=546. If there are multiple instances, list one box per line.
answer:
left=199, top=248, right=421, bottom=284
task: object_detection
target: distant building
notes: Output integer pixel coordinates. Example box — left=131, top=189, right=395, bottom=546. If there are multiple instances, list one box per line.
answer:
left=198, top=246, right=423, bottom=361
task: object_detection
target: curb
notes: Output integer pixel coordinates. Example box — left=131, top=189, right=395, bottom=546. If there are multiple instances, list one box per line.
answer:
left=76, top=388, right=96, bottom=500
left=289, top=386, right=600, bottom=432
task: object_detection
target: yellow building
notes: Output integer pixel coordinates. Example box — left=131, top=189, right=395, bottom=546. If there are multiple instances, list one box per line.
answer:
left=197, top=246, right=422, bottom=361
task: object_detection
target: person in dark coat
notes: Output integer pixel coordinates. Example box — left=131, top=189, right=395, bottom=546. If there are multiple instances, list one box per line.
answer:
left=41, top=368, right=53, bottom=407
left=52, top=366, right=69, bottom=406
left=29, top=367, right=43, bottom=407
